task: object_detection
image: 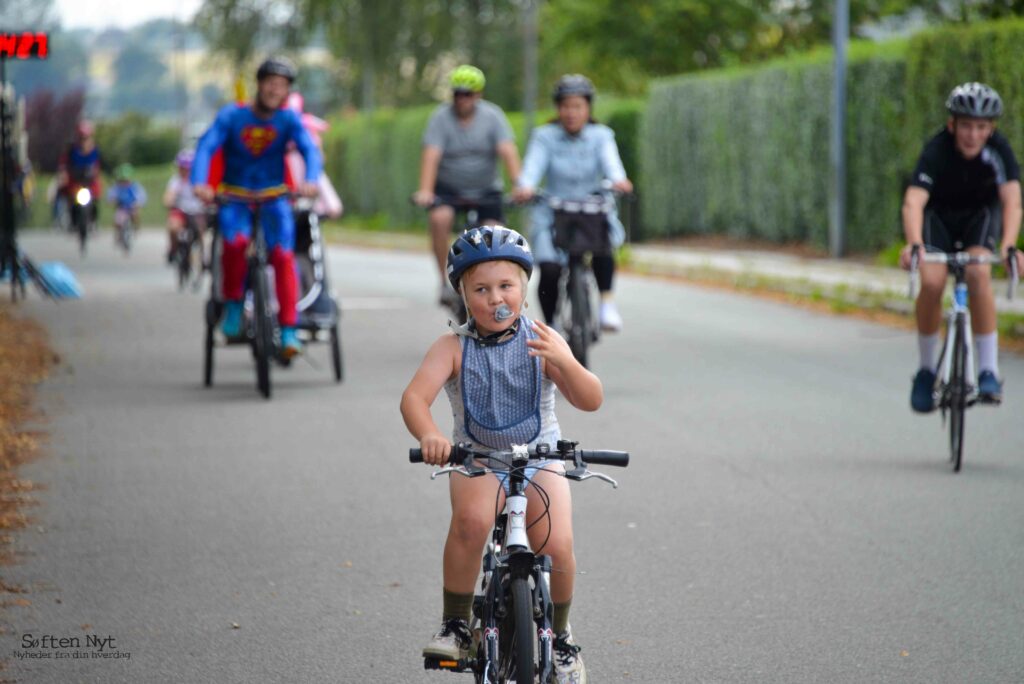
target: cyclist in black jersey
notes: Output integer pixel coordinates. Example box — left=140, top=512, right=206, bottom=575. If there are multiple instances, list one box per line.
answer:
left=899, top=82, right=1024, bottom=412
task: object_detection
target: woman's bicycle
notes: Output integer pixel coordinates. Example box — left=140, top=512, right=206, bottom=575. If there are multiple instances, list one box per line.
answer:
left=410, top=440, right=629, bottom=683
left=537, top=188, right=626, bottom=368
left=909, top=246, right=1018, bottom=471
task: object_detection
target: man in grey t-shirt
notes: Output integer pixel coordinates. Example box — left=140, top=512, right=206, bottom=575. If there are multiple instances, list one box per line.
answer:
left=412, top=65, right=521, bottom=306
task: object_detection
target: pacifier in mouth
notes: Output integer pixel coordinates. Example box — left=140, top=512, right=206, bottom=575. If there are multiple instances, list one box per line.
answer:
left=494, top=304, right=515, bottom=322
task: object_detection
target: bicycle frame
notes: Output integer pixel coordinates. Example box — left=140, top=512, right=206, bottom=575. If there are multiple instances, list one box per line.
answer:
left=934, top=268, right=976, bottom=407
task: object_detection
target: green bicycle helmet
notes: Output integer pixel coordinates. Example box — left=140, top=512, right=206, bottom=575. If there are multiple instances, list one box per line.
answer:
left=115, top=163, right=135, bottom=181
left=450, top=65, right=486, bottom=93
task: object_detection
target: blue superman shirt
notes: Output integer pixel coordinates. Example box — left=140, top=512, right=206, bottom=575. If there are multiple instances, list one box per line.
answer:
left=191, top=104, right=322, bottom=198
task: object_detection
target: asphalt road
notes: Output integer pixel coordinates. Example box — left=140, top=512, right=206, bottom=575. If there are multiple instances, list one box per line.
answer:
left=3, top=229, right=1023, bottom=683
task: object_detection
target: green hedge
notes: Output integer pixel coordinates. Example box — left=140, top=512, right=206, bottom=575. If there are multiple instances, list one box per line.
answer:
left=640, top=42, right=907, bottom=252
left=95, top=113, right=182, bottom=169
left=903, top=19, right=1024, bottom=165
left=641, top=19, right=1024, bottom=252
left=322, top=99, right=643, bottom=230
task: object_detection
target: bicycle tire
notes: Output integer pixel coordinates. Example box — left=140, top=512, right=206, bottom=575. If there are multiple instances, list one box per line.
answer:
left=950, top=315, right=967, bottom=472
left=568, top=263, right=589, bottom=368
left=77, top=212, right=88, bottom=256
left=330, top=323, right=344, bottom=383
left=498, top=577, right=535, bottom=683
left=252, top=260, right=273, bottom=399
left=203, top=322, right=215, bottom=387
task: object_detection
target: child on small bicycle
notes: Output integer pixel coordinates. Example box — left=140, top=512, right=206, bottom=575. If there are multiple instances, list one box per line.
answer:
left=401, top=225, right=603, bottom=684
left=107, top=163, right=146, bottom=238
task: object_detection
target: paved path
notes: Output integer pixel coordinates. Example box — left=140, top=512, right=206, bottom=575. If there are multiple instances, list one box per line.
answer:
left=2, top=229, right=1022, bottom=683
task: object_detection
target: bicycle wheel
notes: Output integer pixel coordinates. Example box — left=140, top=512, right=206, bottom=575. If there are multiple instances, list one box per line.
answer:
left=949, top=315, right=967, bottom=472
left=330, top=323, right=344, bottom=383
left=568, top=263, right=590, bottom=368
left=77, top=211, right=88, bottom=256
left=498, top=577, right=535, bottom=683
left=251, top=260, right=273, bottom=399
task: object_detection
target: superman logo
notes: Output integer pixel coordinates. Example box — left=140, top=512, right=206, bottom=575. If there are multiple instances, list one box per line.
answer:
left=241, top=125, right=278, bottom=156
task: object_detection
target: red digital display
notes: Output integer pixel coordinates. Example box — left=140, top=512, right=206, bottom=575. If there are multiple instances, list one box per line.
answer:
left=0, top=32, right=49, bottom=60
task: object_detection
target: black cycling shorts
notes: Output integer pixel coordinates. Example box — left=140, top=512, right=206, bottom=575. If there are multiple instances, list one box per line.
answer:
left=433, top=182, right=505, bottom=226
left=923, top=202, right=1000, bottom=254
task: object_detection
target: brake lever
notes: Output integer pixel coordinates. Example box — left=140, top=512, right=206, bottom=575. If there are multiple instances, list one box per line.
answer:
left=564, top=469, right=619, bottom=488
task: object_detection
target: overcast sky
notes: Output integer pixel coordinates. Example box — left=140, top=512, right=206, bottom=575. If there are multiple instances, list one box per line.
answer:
left=54, top=0, right=204, bottom=30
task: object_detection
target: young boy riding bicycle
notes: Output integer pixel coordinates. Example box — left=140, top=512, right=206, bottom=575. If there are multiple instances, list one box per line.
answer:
left=899, top=82, right=1024, bottom=412
left=401, top=225, right=603, bottom=683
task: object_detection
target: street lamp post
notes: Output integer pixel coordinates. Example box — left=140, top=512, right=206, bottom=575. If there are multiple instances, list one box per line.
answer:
left=830, top=0, right=848, bottom=258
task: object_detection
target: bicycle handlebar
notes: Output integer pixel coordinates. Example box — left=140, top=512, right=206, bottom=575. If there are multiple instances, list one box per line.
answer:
left=908, top=248, right=1018, bottom=300
left=409, top=442, right=629, bottom=468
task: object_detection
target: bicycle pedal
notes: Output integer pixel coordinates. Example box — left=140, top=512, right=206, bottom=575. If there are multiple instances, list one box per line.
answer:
left=423, top=656, right=471, bottom=672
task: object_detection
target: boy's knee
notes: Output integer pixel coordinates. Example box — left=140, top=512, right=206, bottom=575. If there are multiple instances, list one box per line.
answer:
left=450, top=511, right=492, bottom=547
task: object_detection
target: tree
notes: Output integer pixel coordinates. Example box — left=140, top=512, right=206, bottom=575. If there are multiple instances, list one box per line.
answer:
left=25, top=88, right=86, bottom=173
left=108, top=40, right=184, bottom=115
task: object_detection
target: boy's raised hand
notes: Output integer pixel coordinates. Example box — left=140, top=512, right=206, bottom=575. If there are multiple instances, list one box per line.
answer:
left=527, top=320, right=576, bottom=370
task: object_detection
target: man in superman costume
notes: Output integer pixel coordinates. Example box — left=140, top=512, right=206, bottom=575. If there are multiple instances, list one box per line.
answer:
left=192, top=56, right=322, bottom=357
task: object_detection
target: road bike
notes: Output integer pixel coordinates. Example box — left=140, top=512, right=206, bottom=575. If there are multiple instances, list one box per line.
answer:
left=909, top=246, right=1018, bottom=471
left=410, top=440, right=628, bottom=683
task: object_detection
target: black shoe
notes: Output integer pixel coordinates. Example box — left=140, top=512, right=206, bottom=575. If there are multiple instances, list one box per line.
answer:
left=911, top=368, right=936, bottom=413
left=977, top=370, right=1003, bottom=405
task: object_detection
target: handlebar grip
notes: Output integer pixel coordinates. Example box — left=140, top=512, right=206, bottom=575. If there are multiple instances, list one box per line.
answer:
left=409, top=448, right=423, bottom=463
left=577, top=450, right=629, bottom=467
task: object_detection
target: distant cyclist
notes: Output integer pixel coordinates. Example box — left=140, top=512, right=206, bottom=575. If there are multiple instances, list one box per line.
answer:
left=57, top=120, right=103, bottom=228
left=899, top=82, right=1024, bottom=411
left=191, top=56, right=321, bottom=358
left=412, top=65, right=521, bottom=309
left=514, top=74, right=633, bottom=331
left=107, top=163, right=146, bottom=236
left=164, top=149, right=205, bottom=263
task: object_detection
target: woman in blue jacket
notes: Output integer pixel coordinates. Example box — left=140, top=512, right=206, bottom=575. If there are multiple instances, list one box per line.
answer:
left=514, top=75, right=633, bottom=332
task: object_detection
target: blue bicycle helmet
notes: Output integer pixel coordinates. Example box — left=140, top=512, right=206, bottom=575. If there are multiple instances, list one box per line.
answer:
left=447, top=226, right=534, bottom=292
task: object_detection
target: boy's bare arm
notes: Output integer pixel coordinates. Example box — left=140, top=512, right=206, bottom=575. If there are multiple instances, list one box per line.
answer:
left=401, top=335, right=459, bottom=463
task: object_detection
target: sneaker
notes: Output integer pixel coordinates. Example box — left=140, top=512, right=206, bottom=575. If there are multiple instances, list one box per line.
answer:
left=910, top=368, right=936, bottom=413
left=977, top=370, right=1003, bottom=405
left=422, top=618, right=472, bottom=661
left=599, top=301, right=623, bottom=332
left=280, top=327, right=303, bottom=359
left=221, top=300, right=244, bottom=339
left=553, top=627, right=587, bottom=684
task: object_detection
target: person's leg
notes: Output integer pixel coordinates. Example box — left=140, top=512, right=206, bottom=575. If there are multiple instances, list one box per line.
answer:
left=429, top=205, right=456, bottom=294
left=525, top=465, right=574, bottom=609
left=538, top=262, right=563, bottom=324
left=593, top=253, right=622, bottom=331
left=423, top=470, right=503, bottom=659
left=526, top=465, right=587, bottom=679
left=219, top=202, right=251, bottom=337
left=265, top=198, right=301, bottom=355
left=168, top=210, right=185, bottom=261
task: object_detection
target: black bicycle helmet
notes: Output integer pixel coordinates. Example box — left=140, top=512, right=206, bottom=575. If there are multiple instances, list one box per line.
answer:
left=552, top=74, right=595, bottom=103
left=256, top=56, right=297, bottom=83
left=447, top=226, right=534, bottom=292
left=946, top=82, right=1002, bottom=119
